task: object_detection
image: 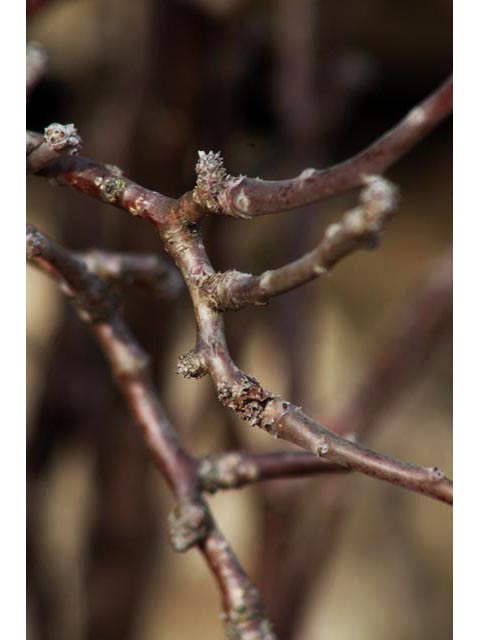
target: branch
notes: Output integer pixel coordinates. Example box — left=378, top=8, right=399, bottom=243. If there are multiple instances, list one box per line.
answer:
left=163, top=206, right=452, bottom=504
left=79, top=249, right=183, bottom=298
left=26, top=124, right=82, bottom=174
left=26, top=225, right=276, bottom=639
left=198, top=451, right=349, bottom=493
left=27, top=129, right=177, bottom=224
left=201, top=175, right=398, bottom=310
left=193, top=77, right=452, bottom=217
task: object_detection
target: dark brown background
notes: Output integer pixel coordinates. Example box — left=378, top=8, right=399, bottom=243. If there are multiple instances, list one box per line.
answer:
left=27, top=1, right=452, bottom=638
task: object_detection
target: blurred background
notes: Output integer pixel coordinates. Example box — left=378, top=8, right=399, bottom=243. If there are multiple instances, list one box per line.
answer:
left=26, top=1, right=452, bottom=639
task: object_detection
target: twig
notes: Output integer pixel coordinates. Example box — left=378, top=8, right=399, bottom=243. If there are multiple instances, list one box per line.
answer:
left=27, top=129, right=176, bottom=223
left=26, top=225, right=276, bottom=639
left=200, top=175, right=398, bottom=310
left=198, top=451, right=349, bottom=493
left=79, top=249, right=183, bottom=298
left=192, top=77, right=452, bottom=217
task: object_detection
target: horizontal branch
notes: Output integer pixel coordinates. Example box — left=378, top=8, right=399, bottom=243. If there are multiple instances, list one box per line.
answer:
left=79, top=249, right=183, bottom=298
left=201, top=175, right=398, bottom=310
left=198, top=451, right=349, bottom=493
left=193, top=77, right=452, bottom=218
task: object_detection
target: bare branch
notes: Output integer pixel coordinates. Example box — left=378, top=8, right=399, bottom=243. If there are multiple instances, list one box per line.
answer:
left=26, top=124, right=82, bottom=174
left=198, top=451, right=349, bottom=493
left=27, top=225, right=276, bottom=639
left=164, top=206, right=452, bottom=504
left=79, top=249, right=183, bottom=298
left=201, top=175, right=398, bottom=310
left=27, top=130, right=177, bottom=224
left=28, top=88, right=452, bottom=506
left=193, top=77, right=452, bottom=218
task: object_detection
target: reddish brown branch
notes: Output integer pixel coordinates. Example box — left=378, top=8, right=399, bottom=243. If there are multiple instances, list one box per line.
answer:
left=26, top=42, right=47, bottom=97
left=198, top=451, right=349, bottom=492
left=201, top=175, right=398, bottom=310
left=193, top=77, right=452, bottom=217
left=160, top=204, right=452, bottom=504
left=26, top=225, right=276, bottom=639
left=27, top=129, right=176, bottom=224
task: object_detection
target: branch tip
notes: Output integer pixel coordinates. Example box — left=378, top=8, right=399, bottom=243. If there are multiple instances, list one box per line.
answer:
left=168, top=499, right=212, bottom=553
left=44, top=122, right=82, bottom=153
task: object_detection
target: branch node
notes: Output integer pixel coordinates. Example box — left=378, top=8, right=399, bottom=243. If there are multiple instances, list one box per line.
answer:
left=428, top=466, right=446, bottom=482
left=193, top=150, right=246, bottom=216
left=216, top=375, right=273, bottom=428
left=44, top=123, right=82, bottom=154
left=168, top=499, right=212, bottom=553
left=198, top=453, right=260, bottom=493
left=177, top=349, right=207, bottom=379
left=93, top=175, right=128, bottom=204
left=316, top=441, right=330, bottom=456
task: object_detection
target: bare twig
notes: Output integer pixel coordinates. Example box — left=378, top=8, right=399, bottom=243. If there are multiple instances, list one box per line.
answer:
left=200, top=175, right=398, bottom=310
left=26, top=42, right=47, bottom=98
left=26, top=225, right=276, bottom=639
left=27, top=124, right=82, bottom=174
left=27, top=77, right=453, bottom=505
left=79, top=249, right=183, bottom=298
left=27, top=130, right=176, bottom=223
left=192, top=77, right=452, bottom=217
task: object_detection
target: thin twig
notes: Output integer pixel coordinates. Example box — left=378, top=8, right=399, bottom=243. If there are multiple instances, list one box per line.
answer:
left=27, top=124, right=82, bottom=174
left=198, top=451, right=349, bottom=493
left=200, top=175, right=398, bottom=310
left=192, top=77, right=452, bottom=217
left=27, top=80, right=453, bottom=505
left=79, top=249, right=183, bottom=298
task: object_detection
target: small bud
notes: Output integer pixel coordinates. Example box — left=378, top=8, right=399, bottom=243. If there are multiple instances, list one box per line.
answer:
left=44, top=123, right=82, bottom=154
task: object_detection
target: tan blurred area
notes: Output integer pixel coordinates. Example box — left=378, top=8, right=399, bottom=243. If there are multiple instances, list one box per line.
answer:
left=27, top=1, right=452, bottom=639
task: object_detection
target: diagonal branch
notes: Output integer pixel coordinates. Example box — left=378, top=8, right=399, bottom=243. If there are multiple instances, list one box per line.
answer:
left=193, top=77, right=452, bottom=218
left=26, top=225, right=276, bottom=640
left=200, top=175, right=398, bottom=310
